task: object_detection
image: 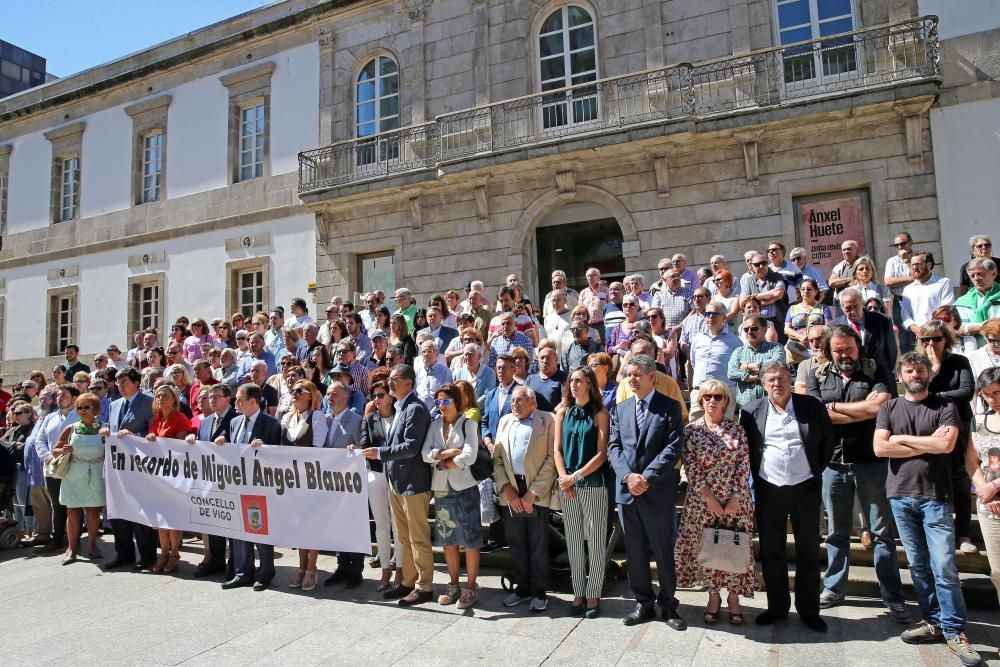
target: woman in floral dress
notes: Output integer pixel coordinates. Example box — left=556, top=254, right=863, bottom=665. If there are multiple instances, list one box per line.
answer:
left=675, top=379, right=757, bottom=625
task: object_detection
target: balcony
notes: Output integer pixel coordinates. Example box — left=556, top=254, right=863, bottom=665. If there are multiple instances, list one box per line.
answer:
left=299, top=16, right=939, bottom=196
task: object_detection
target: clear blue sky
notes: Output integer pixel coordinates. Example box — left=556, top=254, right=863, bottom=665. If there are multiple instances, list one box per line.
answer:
left=2, top=0, right=275, bottom=78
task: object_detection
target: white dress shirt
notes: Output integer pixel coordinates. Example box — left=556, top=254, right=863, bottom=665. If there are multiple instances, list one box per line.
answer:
left=901, top=274, right=954, bottom=331
left=509, top=412, right=535, bottom=476
left=759, top=399, right=812, bottom=486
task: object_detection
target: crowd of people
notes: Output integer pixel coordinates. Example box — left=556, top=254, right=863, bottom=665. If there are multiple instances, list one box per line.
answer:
left=1, top=233, right=999, bottom=667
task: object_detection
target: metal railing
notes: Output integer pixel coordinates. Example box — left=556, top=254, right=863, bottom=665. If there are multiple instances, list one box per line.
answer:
left=299, top=16, right=938, bottom=195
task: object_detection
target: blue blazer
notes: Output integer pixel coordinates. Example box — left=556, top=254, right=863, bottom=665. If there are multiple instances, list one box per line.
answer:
left=608, top=391, right=683, bottom=505
left=418, top=325, right=460, bottom=354
left=226, top=411, right=283, bottom=447
left=198, top=407, right=238, bottom=443
left=109, top=392, right=154, bottom=436
left=325, top=409, right=363, bottom=448
left=377, top=392, right=432, bottom=495
left=480, top=383, right=513, bottom=443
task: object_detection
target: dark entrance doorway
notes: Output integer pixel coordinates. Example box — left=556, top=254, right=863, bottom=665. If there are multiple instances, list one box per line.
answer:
left=535, top=217, right=625, bottom=297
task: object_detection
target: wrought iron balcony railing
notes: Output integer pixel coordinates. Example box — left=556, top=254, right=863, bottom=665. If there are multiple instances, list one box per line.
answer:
left=299, top=15, right=939, bottom=195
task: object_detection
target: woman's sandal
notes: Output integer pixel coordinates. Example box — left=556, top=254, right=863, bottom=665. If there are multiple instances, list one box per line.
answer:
left=727, top=593, right=744, bottom=626
left=704, top=593, right=722, bottom=624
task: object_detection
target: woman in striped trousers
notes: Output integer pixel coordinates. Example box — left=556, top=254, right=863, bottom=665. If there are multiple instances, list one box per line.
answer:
left=553, top=366, right=611, bottom=619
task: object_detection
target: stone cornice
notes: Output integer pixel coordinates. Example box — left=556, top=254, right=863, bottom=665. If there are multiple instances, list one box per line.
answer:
left=43, top=122, right=86, bottom=143
left=123, top=95, right=173, bottom=118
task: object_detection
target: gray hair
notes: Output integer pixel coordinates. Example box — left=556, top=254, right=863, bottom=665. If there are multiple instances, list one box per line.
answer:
left=759, top=359, right=790, bottom=378
left=790, top=246, right=808, bottom=259
left=250, top=359, right=268, bottom=373
left=970, top=235, right=992, bottom=253
left=415, top=332, right=435, bottom=344
left=551, top=269, right=567, bottom=280
left=512, top=385, right=536, bottom=401
left=632, top=274, right=646, bottom=287
left=968, top=257, right=997, bottom=273
left=838, top=286, right=864, bottom=304
left=462, top=343, right=483, bottom=356
left=707, top=301, right=727, bottom=313
left=744, top=250, right=758, bottom=261
left=625, top=354, right=656, bottom=375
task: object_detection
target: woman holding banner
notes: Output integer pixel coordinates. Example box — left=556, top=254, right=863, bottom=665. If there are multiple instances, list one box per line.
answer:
left=51, top=392, right=106, bottom=566
left=146, top=384, right=192, bottom=574
left=280, top=379, right=328, bottom=592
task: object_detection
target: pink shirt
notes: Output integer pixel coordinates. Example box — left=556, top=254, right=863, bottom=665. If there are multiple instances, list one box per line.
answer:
left=579, top=286, right=608, bottom=324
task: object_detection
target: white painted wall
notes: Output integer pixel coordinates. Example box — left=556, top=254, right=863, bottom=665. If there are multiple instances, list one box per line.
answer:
left=5, top=130, right=52, bottom=233
left=2, top=213, right=317, bottom=360
left=269, top=42, right=320, bottom=175
left=930, top=97, right=1000, bottom=284
left=80, top=105, right=132, bottom=217
left=166, top=74, right=229, bottom=198
left=918, top=0, right=1000, bottom=40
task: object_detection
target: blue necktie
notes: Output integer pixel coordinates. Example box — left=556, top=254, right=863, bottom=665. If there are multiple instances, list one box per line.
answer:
left=237, top=419, right=250, bottom=444
left=636, top=398, right=647, bottom=434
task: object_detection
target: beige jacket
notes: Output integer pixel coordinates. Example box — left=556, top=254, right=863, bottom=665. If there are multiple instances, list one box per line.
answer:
left=493, top=409, right=559, bottom=510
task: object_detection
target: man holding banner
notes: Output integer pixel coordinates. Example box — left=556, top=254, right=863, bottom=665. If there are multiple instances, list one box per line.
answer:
left=217, top=384, right=283, bottom=591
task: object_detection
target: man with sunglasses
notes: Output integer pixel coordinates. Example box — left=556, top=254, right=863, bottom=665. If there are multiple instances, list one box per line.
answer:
left=740, top=253, right=788, bottom=343
left=828, top=240, right=860, bottom=310
left=767, top=242, right=803, bottom=303
left=958, top=235, right=999, bottom=298
left=885, top=232, right=916, bottom=350
left=805, top=324, right=909, bottom=623
left=794, top=325, right=828, bottom=394
left=901, top=251, right=954, bottom=341
left=689, top=302, right=740, bottom=420
left=323, top=381, right=365, bottom=588
left=727, top=314, right=784, bottom=408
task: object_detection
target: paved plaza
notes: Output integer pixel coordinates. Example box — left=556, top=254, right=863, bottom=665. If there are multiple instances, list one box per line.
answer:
left=3, top=539, right=999, bottom=666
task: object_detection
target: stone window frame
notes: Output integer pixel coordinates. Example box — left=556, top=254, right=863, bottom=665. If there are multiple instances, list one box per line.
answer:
left=0, top=144, right=11, bottom=236
left=225, top=257, right=271, bottom=321
left=128, top=273, right=165, bottom=344
left=44, top=122, right=85, bottom=225
left=47, top=285, right=79, bottom=357
left=124, top=95, right=171, bottom=206
left=220, top=62, right=275, bottom=185
left=530, top=0, right=602, bottom=105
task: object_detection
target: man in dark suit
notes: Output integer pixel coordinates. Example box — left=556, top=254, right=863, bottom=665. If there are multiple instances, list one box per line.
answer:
left=103, top=367, right=157, bottom=571
left=417, top=305, right=459, bottom=354
left=740, top=359, right=834, bottom=632
left=185, top=383, right=237, bottom=578
left=608, top=354, right=686, bottom=630
left=217, top=383, right=283, bottom=591
left=833, top=287, right=898, bottom=374
left=323, top=380, right=366, bottom=588
left=479, top=354, right=517, bottom=551
left=360, top=364, right=433, bottom=606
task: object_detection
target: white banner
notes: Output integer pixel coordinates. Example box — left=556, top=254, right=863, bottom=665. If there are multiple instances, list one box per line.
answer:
left=104, top=435, right=371, bottom=553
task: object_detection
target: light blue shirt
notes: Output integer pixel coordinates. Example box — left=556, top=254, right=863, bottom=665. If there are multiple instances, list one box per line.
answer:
left=415, top=362, right=452, bottom=410
left=510, top=411, right=535, bottom=476
left=453, top=362, right=497, bottom=401
left=690, top=329, right=742, bottom=387
left=36, top=408, right=79, bottom=467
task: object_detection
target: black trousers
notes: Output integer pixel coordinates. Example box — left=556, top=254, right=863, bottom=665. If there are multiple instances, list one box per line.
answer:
left=619, top=494, right=678, bottom=610
left=336, top=552, right=365, bottom=577
left=207, top=534, right=230, bottom=572
left=502, top=477, right=550, bottom=598
left=45, top=477, right=67, bottom=545
left=111, top=519, right=157, bottom=563
left=755, top=477, right=822, bottom=616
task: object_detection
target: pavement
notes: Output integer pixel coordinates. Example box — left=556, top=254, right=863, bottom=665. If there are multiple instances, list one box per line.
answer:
left=3, top=537, right=1000, bottom=666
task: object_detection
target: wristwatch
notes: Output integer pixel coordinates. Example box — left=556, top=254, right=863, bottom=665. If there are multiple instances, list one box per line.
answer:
left=573, top=470, right=584, bottom=484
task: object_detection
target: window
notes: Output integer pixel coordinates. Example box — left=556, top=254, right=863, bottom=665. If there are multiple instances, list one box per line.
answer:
left=128, top=275, right=164, bottom=342
left=220, top=62, right=274, bottom=184
left=238, top=268, right=264, bottom=318
left=776, top=0, right=857, bottom=85
left=356, top=56, right=400, bottom=166
left=238, top=104, right=265, bottom=181
left=357, top=250, right=395, bottom=303
left=47, top=288, right=78, bottom=356
left=537, top=5, right=599, bottom=130
left=141, top=132, right=163, bottom=203
left=59, top=157, right=79, bottom=222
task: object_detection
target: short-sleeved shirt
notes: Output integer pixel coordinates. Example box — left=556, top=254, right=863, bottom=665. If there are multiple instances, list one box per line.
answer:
left=739, top=271, right=786, bottom=319
left=876, top=395, right=959, bottom=501
left=807, top=362, right=893, bottom=464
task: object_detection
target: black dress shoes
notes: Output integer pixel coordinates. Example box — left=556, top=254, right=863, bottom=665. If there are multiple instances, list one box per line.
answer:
left=382, top=584, right=414, bottom=600
left=663, top=609, right=687, bottom=631
left=755, top=610, right=789, bottom=626
left=221, top=577, right=252, bottom=590
left=193, top=565, right=225, bottom=579
left=623, top=605, right=656, bottom=626
left=323, top=569, right=349, bottom=587
left=800, top=614, right=828, bottom=632
left=102, top=558, right=133, bottom=571
left=398, top=588, right=433, bottom=606
left=344, top=575, right=363, bottom=590
left=252, top=581, right=270, bottom=592
left=133, top=560, right=156, bottom=572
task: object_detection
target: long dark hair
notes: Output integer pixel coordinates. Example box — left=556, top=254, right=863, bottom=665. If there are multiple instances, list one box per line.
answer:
left=560, top=366, right=604, bottom=414
left=977, top=367, right=1000, bottom=415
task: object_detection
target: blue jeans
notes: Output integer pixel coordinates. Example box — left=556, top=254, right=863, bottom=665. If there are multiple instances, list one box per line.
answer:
left=14, top=469, right=35, bottom=533
left=822, top=463, right=904, bottom=603
left=889, top=497, right=967, bottom=637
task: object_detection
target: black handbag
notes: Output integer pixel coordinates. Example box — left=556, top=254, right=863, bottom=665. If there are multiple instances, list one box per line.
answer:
left=467, top=419, right=494, bottom=482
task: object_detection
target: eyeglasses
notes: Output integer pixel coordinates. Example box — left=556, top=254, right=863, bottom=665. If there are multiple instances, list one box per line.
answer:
left=647, top=313, right=662, bottom=320
left=280, top=360, right=294, bottom=366
left=169, top=370, right=184, bottom=376
left=623, top=303, right=638, bottom=308
left=291, top=387, right=308, bottom=396
left=893, top=241, right=911, bottom=248
left=751, top=261, right=768, bottom=267
left=75, top=379, right=88, bottom=385
left=372, top=393, right=387, bottom=399
left=975, top=243, right=992, bottom=249
left=790, top=256, right=805, bottom=262
left=434, top=399, right=452, bottom=407
left=76, top=405, right=95, bottom=412
left=702, top=394, right=725, bottom=402
left=919, top=336, right=944, bottom=344
left=693, top=294, right=709, bottom=299
left=987, top=338, right=1000, bottom=346
left=742, top=326, right=761, bottom=333
left=704, top=312, right=723, bottom=318
left=909, top=262, right=926, bottom=268
left=767, top=248, right=780, bottom=253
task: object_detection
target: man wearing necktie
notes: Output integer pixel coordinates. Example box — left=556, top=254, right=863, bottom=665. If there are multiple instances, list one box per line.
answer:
left=218, top=384, right=282, bottom=591
left=185, top=383, right=238, bottom=578
left=609, top=354, right=686, bottom=630
left=101, top=368, right=156, bottom=571
left=833, top=287, right=897, bottom=373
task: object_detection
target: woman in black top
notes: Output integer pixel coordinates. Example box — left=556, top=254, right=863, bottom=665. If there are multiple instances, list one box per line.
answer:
left=1, top=401, right=35, bottom=539
left=919, top=320, right=977, bottom=553
left=388, top=315, right=417, bottom=367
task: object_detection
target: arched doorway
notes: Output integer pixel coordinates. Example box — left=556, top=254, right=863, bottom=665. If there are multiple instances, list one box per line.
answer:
left=535, top=202, right=625, bottom=297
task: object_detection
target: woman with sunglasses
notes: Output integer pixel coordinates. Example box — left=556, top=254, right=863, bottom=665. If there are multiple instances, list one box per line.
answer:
left=966, top=367, right=1000, bottom=604
left=712, top=270, right=741, bottom=333
left=279, top=379, right=328, bottom=591
left=585, top=352, right=618, bottom=411
left=933, top=305, right=977, bottom=356
left=144, top=384, right=193, bottom=573
left=164, top=364, right=194, bottom=418
left=553, top=366, right=610, bottom=618
left=360, top=379, right=404, bottom=591
left=231, top=312, right=247, bottom=333
left=51, top=392, right=107, bottom=565
left=783, top=278, right=831, bottom=363
left=674, top=379, right=756, bottom=625
left=213, top=321, right=237, bottom=349
left=2, top=401, right=36, bottom=540
left=918, top=320, right=978, bottom=555
left=274, top=361, right=305, bottom=421
left=421, top=383, right=482, bottom=608
left=183, top=318, right=212, bottom=364
left=970, top=319, right=1000, bottom=420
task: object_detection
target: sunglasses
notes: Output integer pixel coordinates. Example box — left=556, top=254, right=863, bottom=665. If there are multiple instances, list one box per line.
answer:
left=751, top=261, right=768, bottom=267
left=280, top=360, right=293, bottom=366
left=893, top=242, right=910, bottom=248
left=920, top=336, right=944, bottom=344
left=292, top=387, right=308, bottom=395
left=701, top=394, right=725, bottom=402
left=76, top=405, right=95, bottom=412
left=704, top=312, right=723, bottom=318
left=372, top=393, right=387, bottom=399
left=742, top=326, right=761, bottom=333
left=434, top=399, right=452, bottom=407
left=988, top=338, right=1000, bottom=346
left=767, top=248, right=780, bottom=253
left=170, top=370, right=184, bottom=375
left=975, top=243, right=992, bottom=249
